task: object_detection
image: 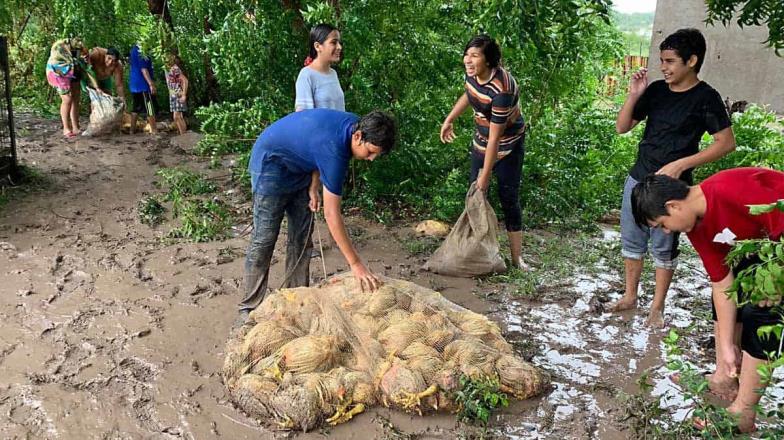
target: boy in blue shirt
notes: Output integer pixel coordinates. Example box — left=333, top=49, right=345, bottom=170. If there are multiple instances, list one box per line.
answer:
left=128, top=44, right=158, bottom=134
left=241, top=109, right=397, bottom=317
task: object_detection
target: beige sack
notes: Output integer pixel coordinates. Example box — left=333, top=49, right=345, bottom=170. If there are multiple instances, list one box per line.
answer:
left=422, top=183, right=506, bottom=276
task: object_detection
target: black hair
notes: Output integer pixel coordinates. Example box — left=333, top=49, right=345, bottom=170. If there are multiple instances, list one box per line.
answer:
left=308, top=23, right=339, bottom=61
left=355, top=111, right=397, bottom=154
left=463, top=34, right=501, bottom=68
left=106, top=47, right=121, bottom=59
left=631, top=174, right=691, bottom=228
left=659, top=28, right=707, bottom=73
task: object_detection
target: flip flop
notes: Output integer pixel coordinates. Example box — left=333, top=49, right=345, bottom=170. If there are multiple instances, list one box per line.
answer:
left=64, top=131, right=77, bottom=138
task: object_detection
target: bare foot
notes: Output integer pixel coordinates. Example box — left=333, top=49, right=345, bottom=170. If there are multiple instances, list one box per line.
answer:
left=609, top=294, right=637, bottom=312
left=645, top=310, right=664, bottom=328
left=707, top=373, right=740, bottom=401
left=671, top=372, right=739, bottom=401
left=693, top=407, right=756, bottom=433
left=726, top=403, right=758, bottom=433
left=514, top=257, right=532, bottom=271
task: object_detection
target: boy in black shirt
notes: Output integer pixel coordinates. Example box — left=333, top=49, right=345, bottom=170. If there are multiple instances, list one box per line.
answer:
left=611, top=29, right=735, bottom=330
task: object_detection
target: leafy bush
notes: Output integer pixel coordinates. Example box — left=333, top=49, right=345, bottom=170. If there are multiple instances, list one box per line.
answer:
left=168, top=198, right=232, bottom=242
left=156, top=167, right=216, bottom=215
left=696, top=105, right=784, bottom=181
left=455, top=374, right=509, bottom=425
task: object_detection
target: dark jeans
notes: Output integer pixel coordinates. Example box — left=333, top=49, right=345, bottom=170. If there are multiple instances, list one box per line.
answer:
left=469, top=138, right=525, bottom=232
left=241, top=187, right=313, bottom=311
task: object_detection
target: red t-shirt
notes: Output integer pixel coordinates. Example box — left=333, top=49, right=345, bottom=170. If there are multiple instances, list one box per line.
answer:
left=687, top=167, right=784, bottom=282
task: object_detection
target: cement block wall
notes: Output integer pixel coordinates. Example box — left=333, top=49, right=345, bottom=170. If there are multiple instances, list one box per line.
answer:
left=648, top=0, right=784, bottom=113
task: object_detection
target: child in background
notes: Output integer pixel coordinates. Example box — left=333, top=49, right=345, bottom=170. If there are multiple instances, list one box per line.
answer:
left=166, top=54, right=189, bottom=134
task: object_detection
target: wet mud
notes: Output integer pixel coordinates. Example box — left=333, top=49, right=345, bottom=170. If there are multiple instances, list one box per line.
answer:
left=1, top=114, right=781, bottom=439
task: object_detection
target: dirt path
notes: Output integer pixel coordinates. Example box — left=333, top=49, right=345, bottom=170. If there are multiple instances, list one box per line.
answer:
left=1, top=114, right=781, bottom=439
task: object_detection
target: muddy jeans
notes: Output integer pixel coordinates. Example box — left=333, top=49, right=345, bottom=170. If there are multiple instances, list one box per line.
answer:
left=241, top=187, right=314, bottom=311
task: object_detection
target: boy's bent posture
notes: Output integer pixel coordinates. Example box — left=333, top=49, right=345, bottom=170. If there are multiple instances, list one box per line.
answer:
left=242, top=109, right=397, bottom=317
left=612, top=28, right=736, bottom=327
left=633, top=168, right=784, bottom=432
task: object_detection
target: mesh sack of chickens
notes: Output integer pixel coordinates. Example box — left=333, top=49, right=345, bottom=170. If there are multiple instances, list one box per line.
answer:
left=222, top=273, right=547, bottom=431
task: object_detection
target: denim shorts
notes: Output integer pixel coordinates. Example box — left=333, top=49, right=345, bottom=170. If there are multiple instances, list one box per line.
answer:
left=620, top=175, right=679, bottom=269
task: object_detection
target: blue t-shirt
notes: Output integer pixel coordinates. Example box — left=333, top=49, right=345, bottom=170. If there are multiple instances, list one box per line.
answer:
left=129, top=45, right=154, bottom=93
left=249, top=109, right=357, bottom=196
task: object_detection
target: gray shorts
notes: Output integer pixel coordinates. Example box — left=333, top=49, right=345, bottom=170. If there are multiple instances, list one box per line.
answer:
left=620, top=175, right=679, bottom=270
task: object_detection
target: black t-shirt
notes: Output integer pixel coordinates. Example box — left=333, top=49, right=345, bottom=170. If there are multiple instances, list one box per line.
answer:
left=630, top=80, right=731, bottom=183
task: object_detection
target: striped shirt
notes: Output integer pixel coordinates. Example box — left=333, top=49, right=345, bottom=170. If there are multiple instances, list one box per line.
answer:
left=465, top=67, right=525, bottom=158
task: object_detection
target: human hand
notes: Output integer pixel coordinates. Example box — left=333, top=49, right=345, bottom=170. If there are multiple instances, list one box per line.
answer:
left=308, top=185, right=321, bottom=212
left=178, top=96, right=186, bottom=104
left=149, top=84, right=157, bottom=95
left=629, top=68, right=648, bottom=97
left=655, top=160, right=686, bottom=179
left=440, top=120, right=456, bottom=143
left=717, top=345, right=741, bottom=379
left=758, top=295, right=782, bottom=308
left=350, top=261, right=380, bottom=292
left=475, top=171, right=490, bottom=193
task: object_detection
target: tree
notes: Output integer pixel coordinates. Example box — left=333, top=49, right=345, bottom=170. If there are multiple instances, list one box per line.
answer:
left=704, top=0, right=784, bottom=54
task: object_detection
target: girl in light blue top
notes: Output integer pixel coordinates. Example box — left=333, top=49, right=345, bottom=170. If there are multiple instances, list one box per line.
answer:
left=295, top=24, right=345, bottom=112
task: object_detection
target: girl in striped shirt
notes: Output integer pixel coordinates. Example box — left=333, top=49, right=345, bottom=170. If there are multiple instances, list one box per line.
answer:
left=440, top=35, right=529, bottom=270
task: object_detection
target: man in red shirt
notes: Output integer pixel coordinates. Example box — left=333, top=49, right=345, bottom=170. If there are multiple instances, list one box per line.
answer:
left=631, top=167, right=784, bottom=432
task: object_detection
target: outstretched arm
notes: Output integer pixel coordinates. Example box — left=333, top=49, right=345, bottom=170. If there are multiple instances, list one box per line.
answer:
left=440, top=93, right=470, bottom=143
left=322, top=187, right=379, bottom=292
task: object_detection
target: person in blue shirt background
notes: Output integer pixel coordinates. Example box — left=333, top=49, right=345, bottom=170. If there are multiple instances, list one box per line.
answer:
left=241, top=108, right=397, bottom=319
left=128, top=44, right=158, bottom=134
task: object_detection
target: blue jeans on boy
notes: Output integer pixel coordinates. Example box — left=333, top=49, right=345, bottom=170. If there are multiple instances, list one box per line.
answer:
left=620, top=175, right=679, bottom=269
left=241, top=187, right=313, bottom=311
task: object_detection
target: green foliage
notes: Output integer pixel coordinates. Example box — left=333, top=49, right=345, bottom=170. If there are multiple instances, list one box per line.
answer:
left=156, top=166, right=216, bottom=215
left=660, top=329, right=784, bottom=439
left=143, top=167, right=233, bottom=241
left=696, top=105, right=784, bottom=180
left=705, top=0, right=784, bottom=54
left=455, top=374, right=509, bottom=426
left=400, top=235, right=441, bottom=257
left=522, top=104, right=638, bottom=227
left=194, top=98, right=283, bottom=157
left=168, top=198, right=232, bottom=242
left=137, top=194, right=166, bottom=226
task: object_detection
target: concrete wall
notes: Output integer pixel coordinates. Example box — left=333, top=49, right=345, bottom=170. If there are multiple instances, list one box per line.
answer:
left=648, top=0, right=784, bottom=113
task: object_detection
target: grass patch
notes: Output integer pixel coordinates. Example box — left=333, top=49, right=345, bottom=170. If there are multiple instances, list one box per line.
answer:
left=156, top=167, right=217, bottom=215
left=138, top=195, right=166, bottom=226
left=488, top=231, right=622, bottom=298
left=400, top=235, right=442, bottom=256
left=139, top=166, right=233, bottom=242
left=168, top=198, right=232, bottom=242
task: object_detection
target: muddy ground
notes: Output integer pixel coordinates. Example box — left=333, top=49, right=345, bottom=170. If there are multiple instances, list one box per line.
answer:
left=1, top=114, right=781, bottom=439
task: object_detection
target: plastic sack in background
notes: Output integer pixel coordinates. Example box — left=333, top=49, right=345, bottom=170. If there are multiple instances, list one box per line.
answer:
left=82, top=87, right=124, bottom=137
left=422, top=182, right=506, bottom=276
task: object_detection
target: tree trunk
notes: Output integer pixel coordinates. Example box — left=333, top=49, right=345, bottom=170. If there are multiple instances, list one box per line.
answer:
left=147, top=0, right=173, bottom=26
left=203, top=16, right=220, bottom=103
